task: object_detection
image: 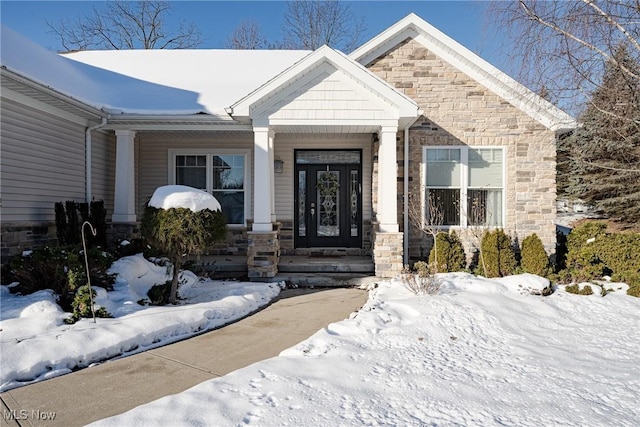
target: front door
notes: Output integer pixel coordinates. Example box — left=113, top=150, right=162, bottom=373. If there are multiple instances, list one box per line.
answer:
left=295, top=150, right=362, bottom=248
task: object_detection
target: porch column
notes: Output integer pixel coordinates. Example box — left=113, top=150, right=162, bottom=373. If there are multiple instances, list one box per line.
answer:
left=377, top=126, right=399, bottom=232
left=112, top=130, right=136, bottom=223
left=269, top=131, right=277, bottom=222
left=253, top=126, right=274, bottom=231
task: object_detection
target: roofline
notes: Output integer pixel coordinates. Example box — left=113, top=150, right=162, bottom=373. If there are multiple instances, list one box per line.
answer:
left=230, top=45, right=419, bottom=119
left=1, top=66, right=107, bottom=120
left=350, top=13, right=577, bottom=131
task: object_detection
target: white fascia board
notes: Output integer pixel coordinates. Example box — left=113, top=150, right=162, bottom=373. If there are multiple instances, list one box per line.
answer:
left=230, top=45, right=418, bottom=121
left=351, top=13, right=577, bottom=131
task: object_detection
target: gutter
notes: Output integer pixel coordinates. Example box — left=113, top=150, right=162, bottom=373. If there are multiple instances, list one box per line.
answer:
left=86, top=117, right=108, bottom=203
left=403, top=115, right=421, bottom=265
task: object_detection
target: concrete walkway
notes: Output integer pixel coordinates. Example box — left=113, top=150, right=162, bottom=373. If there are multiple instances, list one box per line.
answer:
left=0, top=288, right=368, bottom=427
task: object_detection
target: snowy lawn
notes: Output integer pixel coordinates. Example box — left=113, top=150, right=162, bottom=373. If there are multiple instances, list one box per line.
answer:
left=0, top=254, right=281, bottom=392
left=90, top=273, right=640, bottom=427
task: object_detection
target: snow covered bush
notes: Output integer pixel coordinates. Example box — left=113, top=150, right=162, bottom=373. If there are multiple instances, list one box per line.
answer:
left=428, top=231, right=466, bottom=273
left=565, top=283, right=594, bottom=296
left=66, top=284, right=112, bottom=324
left=141, top=186, right=226, bottom=304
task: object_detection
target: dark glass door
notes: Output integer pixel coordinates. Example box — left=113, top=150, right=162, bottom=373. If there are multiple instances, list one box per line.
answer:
left=295, top=151, right=361, bottom=248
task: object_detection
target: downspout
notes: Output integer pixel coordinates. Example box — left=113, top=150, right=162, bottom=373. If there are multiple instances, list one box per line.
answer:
left=85, top=117, right=108, bottom=203
left=403, top=115, right=421, bottom=265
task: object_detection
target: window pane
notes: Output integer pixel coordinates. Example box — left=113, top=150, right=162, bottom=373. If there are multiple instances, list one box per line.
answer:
left=467, top=189, right=502, bottom=226
left=428, top=188, right=460, bottom=226
left=469, top=148, right=503, bottom=187
left=213, top=155, right=244, bottom=190
left=213, top=190, right=244, bottom=224
left=426, top=148, right=461, bottom=187
left=176, top=155, right=206, bottom=190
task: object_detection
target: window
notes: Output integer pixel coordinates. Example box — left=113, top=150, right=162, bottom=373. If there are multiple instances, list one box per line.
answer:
left=170, top=150, right=250, bottom=226
left=424, top=147, right=504, bottom=227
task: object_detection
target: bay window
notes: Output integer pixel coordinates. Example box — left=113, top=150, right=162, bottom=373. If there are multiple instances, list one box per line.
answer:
left=424, top=146, right=504, bottom=227
left=170, top=150, right=250, bottom=226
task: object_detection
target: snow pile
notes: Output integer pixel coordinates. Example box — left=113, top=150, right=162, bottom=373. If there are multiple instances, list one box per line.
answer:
left=93, top=273, right=639, bottom=427
left=0, top=255, right=281, bottom=392
left=148, top=185, right=221, bottom=212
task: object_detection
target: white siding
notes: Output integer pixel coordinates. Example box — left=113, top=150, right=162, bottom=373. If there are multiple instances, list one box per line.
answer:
left=91, top=130, right=116, bottom=216
left=137, top=132, right=254, bottom=217
left=0, top=98, right=86, bottom=223
left=273, top=133, right=373, bottom=221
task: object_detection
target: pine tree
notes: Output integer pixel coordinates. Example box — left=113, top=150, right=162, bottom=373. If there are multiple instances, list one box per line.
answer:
left=559, top=45, right=640, bottom=226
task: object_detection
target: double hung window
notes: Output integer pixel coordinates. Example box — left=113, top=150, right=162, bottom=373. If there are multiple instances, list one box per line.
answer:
left=171, top=150, right=249, bottom=226
left=424, top=146, right=504, bottom=227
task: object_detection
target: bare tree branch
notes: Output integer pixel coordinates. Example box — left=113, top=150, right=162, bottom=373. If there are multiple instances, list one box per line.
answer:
left=46, top=1, right=202, bottom=51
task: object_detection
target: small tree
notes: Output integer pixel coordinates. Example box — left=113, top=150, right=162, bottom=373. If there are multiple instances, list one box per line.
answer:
left=428, top=231, right=466, bottom=273
left=408, top=189, right=445, bottom=272
left=521, top=233, right=551, bottom=276
left=480, top=229, right=517, bottom=278
left=141, top=206, right=226, bottom=304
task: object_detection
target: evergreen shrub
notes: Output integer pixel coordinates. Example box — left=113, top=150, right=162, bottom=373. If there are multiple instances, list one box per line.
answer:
left=480, top=229, right=517, bottom=278
left=565, top=284, right=594, bottom=295
left=521, top=233, right=551, bottom=277
left=428, top=231, right=466, bottom=273
left=141, top=205, right=226, bottom=304
left=65, top=285, right=112, bottom=324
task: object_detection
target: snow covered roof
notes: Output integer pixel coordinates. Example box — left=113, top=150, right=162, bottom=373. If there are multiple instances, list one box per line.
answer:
left=64, top=49, right=310, bottom=116
left=351, top=13, right=577, bottom=132
left=1, top=25, right=310, bottom=117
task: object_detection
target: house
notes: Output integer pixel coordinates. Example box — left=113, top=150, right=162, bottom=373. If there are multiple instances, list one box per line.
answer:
left=0, top=14, right=576, bottom=278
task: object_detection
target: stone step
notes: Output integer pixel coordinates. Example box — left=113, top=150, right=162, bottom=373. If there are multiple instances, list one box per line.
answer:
left=270, top=273, right=378, bottom=288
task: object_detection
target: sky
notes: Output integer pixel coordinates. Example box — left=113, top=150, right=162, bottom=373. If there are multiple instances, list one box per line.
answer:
left=0, top=1, right=509, bottom=73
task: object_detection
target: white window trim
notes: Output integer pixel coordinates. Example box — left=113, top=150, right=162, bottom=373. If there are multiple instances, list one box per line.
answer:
left=422, top=145, right=506, bottom=229
left=168, top=149, right=251, bottom=228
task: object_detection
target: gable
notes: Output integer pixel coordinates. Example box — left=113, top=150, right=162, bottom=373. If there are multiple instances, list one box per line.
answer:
left=252, top=60, right=400, bottom=130
left=351, top=14, right=576, bottom=132
left=229, top=46, right=419, bottom=129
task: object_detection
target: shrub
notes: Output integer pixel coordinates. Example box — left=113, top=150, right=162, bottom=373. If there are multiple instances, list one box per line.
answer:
left=6, top=245, right=114, bottom=311
left=428, top=231, right=466, bottom=273
left=565, top=221, right=608, bottom=280
left=141, top=205, right=226, bottom=304
left=555, top=230, right=568, bottom=273
left=562, top=221, right=640, bottom=296
left=480, top=229, right=517, bottom=278
left=565, top=284, right=594, bottom=295
left=54, top=200, right=108, bottom=246
left=398, top=265, right=442, bottom=295
left=521, top=233, right=551, bottom=277
left=65, top=285, right=112, bottom=324
left=147, top=281, right=173, bottom=305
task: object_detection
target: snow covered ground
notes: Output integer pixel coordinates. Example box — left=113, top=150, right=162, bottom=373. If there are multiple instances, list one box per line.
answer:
left=2, top=254, right=639, bottom=426
left=84, top=272, right=639, bottom=427
left=0, top=254, right=281, bottom=392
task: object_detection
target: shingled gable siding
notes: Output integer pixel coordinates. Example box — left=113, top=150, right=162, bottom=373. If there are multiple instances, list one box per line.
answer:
left=367, top=38, right=557, bottom=259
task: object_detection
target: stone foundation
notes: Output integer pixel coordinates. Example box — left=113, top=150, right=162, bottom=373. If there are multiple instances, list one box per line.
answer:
left=1, top=222, right=57, bottom=264
left=372, top=229, right=404, bottom=278
left=108, top=223, right=140, bottom=246
left=247, top=226, right=280, bottom=280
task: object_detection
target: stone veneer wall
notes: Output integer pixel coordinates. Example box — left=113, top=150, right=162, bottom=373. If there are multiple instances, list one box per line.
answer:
left=367, top=38, right=558, bottom=261
left=1, top=222, right=57, bottom=264
left=372, top=228, right=404, bottom=277
left=247, top=224, right=281, bottom=280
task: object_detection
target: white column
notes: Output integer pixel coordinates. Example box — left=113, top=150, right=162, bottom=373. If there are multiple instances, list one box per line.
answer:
left=377, top=126, right=399, bottom=232
left=253, top=126, right=273, bottom=231
left=269, top=131, right=277, bottom=222
left=112, top=130, right=137, bottom=223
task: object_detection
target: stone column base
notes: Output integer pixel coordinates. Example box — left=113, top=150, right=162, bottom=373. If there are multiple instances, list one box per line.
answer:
left=247, top=230, right=280, bottom=281
left=373, top=230, right=404, bottom=278
left=108, top=222, right=140, bottom=246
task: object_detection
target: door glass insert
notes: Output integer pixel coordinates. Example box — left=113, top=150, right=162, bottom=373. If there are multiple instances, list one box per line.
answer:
left=317, top=170, right=340, bottom=237
left=297, top=151, right=361, bottom=164
left=350, top=170, right=359, bottom=237
left=298, top=170, right=306, bottom=237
